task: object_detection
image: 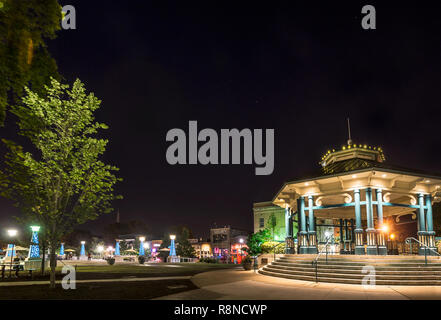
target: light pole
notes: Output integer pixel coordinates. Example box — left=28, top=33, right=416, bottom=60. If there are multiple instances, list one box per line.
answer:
left=139, top=236, right=145, bottom=256
left=29, top=226, right=40, bottom=259
left=80, top=241, right=86, bottom=259
left=97, top=245, right=104, bottom=259
left=143, top=242, right=150, bottom=260
left=170, top=235, right=176, bottom=262
left=7, top=229, right=17, bottom=278
left=239, top=238, right=244, bottom=263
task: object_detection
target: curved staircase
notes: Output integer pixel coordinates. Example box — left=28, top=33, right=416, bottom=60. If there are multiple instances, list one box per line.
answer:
left=259, top=254, right=441, bottom=285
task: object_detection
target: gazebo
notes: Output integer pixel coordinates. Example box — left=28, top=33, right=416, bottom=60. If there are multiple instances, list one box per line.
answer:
left=273, top=140, right=441, bottom=256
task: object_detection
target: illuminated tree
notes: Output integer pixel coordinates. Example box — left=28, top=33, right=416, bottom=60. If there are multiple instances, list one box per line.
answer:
left=0, top=0, right=62, bottom=125
left=0, top=78, right=121, bottom=288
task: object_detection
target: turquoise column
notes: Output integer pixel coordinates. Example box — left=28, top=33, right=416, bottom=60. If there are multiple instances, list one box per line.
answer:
left=59, top=243, right=65, bottom=256
left=285, top=207, right=291, bottom=237
left=285, top=207, right=294, bottom=254
left=80, top=241, right=86, bottom=257
left=308, top=195, right=318, bottom=254
left=170, top=238, right=176, bottom=256
left=366, top=188, right=373, bottom=229
left=365, top=188, right=378, bottom=255
left=426, top=195, right=434, bottom=232
left=418, top=193, right=426, bottom=231
left=115, top=240, right=120, bottom=256
left=376, top=189, right=387, bottom=255
left=298, top=197, right=308, bottom=254
left=425, top=195, right=437, bottom=254
left=418, top=193, right=427, bottom=255
left=354, top=189, right=365, bottom=254
left=139, top=240, right=145, bottom=256
left=6, top=244, right=15, bottom=257
left=28, top=227, right=40, bottom=259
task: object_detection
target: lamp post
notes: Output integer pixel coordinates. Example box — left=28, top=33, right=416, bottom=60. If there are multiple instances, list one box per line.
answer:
left=7, top=229, right=17, bottom=278
left=143, top=242, right=150, bottom=260
left=107, top=246, right=114, bottom=258
left=239, top=238, right=244, bottom=263
left=115, top=240, right=121, bottom=256
left=97, top=245, right=104, bottom=259
left=60, top=243, right=65, bottom=258
left=29, top=226, right=40, bottom=259
left=139, top=236, right=145, bottom=256
left=80, top=241, right=86, bottom=259
left=170, top=235, right=176, bottom=262
left=381, top=224, right=389, bottom=254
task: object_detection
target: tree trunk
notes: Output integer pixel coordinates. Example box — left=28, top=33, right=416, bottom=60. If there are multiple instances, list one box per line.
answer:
left=49, top=244, right=57, bottom=288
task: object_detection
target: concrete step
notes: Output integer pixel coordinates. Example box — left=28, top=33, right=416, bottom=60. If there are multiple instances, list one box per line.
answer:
left=278, top=256, right=441, bottom=263
left=258, top=269, right=441, bottom=286
left=268, top=264, right=441, bottom=274
left=263, top=266, right=441, bottom=280
left=275, top=259, right=441, bottom=267
left=273, top=261, right=441, bottom=270
left=259, top=255, right=441, bottom=285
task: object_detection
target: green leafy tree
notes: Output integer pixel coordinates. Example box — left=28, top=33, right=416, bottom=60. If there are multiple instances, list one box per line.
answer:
left=244, top=229, right=272, bottom=257
left=176, top=239, right=196, bottom=258
left=0, top=0, right=62, bottom=124
left=0, top=78, right=121, bottom=288
left=268, top=213, right=277, bottom=240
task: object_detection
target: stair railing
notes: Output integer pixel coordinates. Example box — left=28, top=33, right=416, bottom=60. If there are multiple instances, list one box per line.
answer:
left=311, top=234, right=334, bottom=283
left=271, top=241, right=285, bottom=261
left=405, top=237, right=440, bottom=266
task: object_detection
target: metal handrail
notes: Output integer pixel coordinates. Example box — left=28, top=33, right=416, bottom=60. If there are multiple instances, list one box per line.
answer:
left=405, top=237, right=440, bottom=265
left=312, top=235, right=334, bottom=283
left=271, top=241, right=285, bottom=260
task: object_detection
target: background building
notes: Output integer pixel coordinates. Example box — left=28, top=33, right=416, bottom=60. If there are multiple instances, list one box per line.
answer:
left=253, top=202, right=298, bottom=241
left=189, top=238, right=212, bottom=259
left=210, top=227, right=249, bottom=260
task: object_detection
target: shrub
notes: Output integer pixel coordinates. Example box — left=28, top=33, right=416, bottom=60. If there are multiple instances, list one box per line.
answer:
left=261, top=241, right=285, bottom=254
left=138, top=256, right=146, bottom=264
left=106, top=257, right=115, bottom=265
left=241, top=255, right=252, bottom=264
left=241, top=255, right=253, bottom=270
left=199, top=257, right=218, bottom=264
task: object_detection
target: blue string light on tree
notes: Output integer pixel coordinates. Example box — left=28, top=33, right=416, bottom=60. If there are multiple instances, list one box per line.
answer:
left=139, top=237, right=145, bottom=256
left=170, top=234, right=176, bottom=256
left=28, top=226, right=40, bottom=259
left=115, top=240, right=120, bottom=256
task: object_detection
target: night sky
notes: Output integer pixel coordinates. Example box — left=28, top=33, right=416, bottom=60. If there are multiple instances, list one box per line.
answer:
left=0, top=1, right=439, bottom=238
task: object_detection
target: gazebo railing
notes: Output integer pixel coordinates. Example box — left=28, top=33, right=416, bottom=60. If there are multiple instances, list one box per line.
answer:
left=405, top=237, right=440, bottom=265
left=311, top=235, right=334, bottom=283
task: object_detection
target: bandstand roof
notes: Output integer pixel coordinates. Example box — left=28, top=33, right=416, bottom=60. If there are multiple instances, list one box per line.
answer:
left=272, top=143, right=441, bottom=218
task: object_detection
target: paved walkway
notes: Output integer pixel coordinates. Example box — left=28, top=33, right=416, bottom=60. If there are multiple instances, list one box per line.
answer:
left=156, top=269, right=441, bottom=300
left=0, top=276, right=191, bottom=287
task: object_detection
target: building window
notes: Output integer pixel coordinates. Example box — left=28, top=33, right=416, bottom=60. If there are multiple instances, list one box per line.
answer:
left=259, top=217, right=265, bottom=228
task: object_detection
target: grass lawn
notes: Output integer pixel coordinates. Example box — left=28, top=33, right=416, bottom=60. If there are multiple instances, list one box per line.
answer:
left=0, top=263, right=241, bottom=299
left=0, top=279, right=197, bottom=299
left=57, top=262, right=240, bottom=281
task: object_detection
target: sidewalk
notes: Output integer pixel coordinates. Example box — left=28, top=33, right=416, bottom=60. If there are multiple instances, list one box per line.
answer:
left=155, top=268, right=441, bottom=300
left=0, top=276, right=191, bottom=286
